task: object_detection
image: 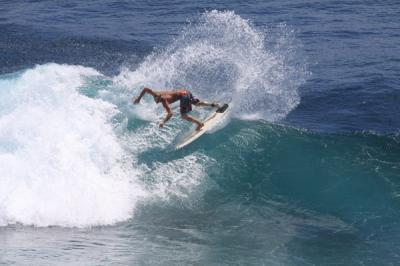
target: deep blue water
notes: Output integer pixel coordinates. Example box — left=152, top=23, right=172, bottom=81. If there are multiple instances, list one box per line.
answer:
left=0, top=1, right=399, bottom=265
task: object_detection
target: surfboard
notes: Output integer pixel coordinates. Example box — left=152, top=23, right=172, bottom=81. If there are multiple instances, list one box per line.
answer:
left=175, top=104, right=229, bottom=149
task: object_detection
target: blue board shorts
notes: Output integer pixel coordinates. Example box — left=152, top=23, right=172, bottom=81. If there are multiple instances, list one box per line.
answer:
left=180, top=91, right=200, bottom=114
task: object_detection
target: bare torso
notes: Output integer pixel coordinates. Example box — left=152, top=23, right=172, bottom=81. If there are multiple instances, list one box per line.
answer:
left=155, top=89, right=187, bottom=104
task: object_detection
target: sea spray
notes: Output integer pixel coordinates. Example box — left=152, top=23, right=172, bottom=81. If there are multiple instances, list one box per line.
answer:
left=109, top=10, right=308, bottom=204
left=116, top=10, right=307, bottom=121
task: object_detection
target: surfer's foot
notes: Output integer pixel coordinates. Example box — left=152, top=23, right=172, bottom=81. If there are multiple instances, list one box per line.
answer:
left=196, top=123, right=204, bottom=131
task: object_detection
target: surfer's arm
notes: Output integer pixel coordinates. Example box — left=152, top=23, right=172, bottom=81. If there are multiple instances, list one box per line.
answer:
left=159, top=100, right=172, bottom=128
left=133, top=87, right=156, bottom=104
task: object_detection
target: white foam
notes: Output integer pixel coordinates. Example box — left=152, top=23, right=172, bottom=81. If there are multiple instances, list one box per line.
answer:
left=0, top=64, right=145, bottom=227
left=118, top=110, right=212, bottom=202
left=150, top=153, right=212, bottom=200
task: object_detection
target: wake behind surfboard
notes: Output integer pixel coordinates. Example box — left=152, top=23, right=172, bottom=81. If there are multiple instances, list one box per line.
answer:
left=175, top=104, right=229, bottom=149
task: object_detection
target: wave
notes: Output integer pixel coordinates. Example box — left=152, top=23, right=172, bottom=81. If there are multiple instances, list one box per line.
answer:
left=0, top=11, right=311, bottom=228
left=1, top=63, right=398, bottom=228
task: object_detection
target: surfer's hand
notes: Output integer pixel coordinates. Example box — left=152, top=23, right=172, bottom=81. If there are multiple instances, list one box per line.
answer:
left=133, top=97, right=140, bottom=104
left=159, top=122, right=164, bottom=128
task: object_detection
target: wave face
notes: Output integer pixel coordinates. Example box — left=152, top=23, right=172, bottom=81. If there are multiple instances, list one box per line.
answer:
left=188, top=123, right=400, bottom=265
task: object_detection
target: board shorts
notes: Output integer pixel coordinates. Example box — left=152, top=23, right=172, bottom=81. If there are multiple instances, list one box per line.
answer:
left=180, top=90, right=200, bottom=114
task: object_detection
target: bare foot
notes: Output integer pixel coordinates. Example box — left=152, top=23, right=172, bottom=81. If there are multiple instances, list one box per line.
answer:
left=196, top=123, right=204, bottom=131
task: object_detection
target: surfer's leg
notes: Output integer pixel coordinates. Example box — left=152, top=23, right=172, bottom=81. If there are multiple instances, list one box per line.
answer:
left=194, top=101, right=220, bottom=108
left=180, top=94, right=204, bottom=130
left=188, top=94, right=218, bottom=109
left=181, top=114, right=204, bottom=131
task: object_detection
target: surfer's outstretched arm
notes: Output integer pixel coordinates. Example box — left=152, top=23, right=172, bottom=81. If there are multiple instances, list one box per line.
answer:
left=133, top=87, right=157, bottom=104
left=194, top=101, right=220, bottom=108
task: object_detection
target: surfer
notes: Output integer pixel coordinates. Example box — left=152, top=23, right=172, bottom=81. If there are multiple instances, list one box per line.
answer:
left=133, top=87, right=219, bottom=130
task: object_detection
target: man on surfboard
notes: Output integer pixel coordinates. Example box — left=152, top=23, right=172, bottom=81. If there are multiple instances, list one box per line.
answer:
left=133, top=87, right=219, bottom=130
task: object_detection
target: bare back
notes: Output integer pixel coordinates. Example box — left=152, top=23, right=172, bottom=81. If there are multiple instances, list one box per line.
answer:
left=155, top=89, right=187, bottom=104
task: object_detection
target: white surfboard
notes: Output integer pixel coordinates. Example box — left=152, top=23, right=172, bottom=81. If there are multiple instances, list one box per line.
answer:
left=175, top=104, right=229, bottom=149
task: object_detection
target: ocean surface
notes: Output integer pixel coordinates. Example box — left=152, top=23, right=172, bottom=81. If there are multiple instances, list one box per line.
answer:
left=1, top=1, right=399, bottom=265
